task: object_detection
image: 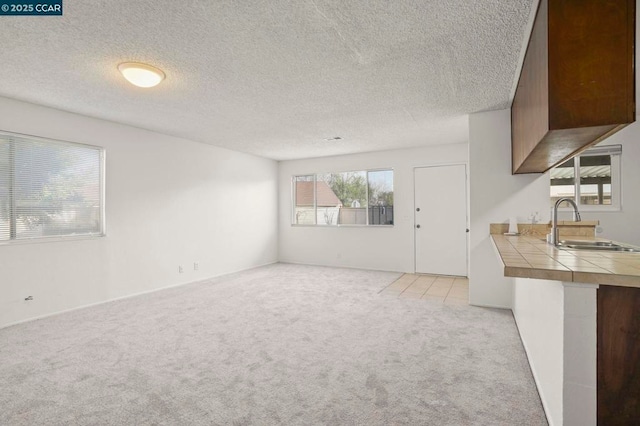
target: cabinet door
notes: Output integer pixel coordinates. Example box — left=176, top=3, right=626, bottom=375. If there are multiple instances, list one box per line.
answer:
left=597, top=285, right=640, bottom=425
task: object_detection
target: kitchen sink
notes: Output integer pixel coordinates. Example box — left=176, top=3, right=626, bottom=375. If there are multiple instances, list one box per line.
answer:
left=557, top=240, right=640, bottom=253
left=560, top=240, right=616, bottom=247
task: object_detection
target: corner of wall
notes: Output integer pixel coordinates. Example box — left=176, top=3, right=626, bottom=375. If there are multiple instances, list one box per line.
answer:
left=468, top=109, right=549, bottom=308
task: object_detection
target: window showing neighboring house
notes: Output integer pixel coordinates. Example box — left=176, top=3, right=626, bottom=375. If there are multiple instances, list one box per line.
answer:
left=293, top=175, right=342, bottom=225
left=0, top=131, right=105, bottom=242
left=292, top=169, right=394, bottom=226
left=550, top=145, right=621, bottom=211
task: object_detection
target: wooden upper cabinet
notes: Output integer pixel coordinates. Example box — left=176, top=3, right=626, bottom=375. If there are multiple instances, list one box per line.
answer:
left=511, top=0, right=635, bottom=174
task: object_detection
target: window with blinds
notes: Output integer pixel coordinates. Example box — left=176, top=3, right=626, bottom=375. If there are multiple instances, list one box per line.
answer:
left=0, top=131, right=104, bottom=242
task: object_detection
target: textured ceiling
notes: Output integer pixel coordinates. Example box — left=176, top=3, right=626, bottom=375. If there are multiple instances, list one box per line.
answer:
left=0, top=0, right=535, bottom=160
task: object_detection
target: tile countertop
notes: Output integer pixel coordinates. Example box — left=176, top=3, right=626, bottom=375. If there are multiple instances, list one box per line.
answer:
left=490, top=234, right=640, bottom=288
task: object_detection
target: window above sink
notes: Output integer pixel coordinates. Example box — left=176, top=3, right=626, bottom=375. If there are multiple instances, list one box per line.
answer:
left=550, top=145, right=621, bottom=212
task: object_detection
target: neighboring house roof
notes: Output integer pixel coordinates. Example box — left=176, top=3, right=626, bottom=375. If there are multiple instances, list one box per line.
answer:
left=296, top=181, right=342, bottom=207
left=551, top=165, right=611, bottom=180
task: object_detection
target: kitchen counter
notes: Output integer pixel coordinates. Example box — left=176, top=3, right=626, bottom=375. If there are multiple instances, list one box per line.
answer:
left=491, top=234, right=640, bottom=287
left=493, top=232, right=640, bottom=425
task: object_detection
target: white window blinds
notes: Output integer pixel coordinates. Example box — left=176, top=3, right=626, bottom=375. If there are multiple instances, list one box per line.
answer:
left=0, top=132, right=104, bottom=241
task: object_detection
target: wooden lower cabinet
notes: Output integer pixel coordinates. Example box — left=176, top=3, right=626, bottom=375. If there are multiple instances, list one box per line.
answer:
left=597, top=286, right=640, bottom=425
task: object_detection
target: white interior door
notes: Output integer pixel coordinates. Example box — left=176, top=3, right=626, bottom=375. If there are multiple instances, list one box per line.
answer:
left=414, top=164, right=468, bottom=276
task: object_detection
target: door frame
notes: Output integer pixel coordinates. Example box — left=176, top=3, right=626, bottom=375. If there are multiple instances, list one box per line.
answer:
left=413, top=163, right=469, bottom=276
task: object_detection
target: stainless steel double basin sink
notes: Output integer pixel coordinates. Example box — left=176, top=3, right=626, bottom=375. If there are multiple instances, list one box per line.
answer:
left=556, top=240, right=640, bottom=253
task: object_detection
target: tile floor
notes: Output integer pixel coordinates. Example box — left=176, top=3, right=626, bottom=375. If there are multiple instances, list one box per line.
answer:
left=380, top=274, right=469, bottom=305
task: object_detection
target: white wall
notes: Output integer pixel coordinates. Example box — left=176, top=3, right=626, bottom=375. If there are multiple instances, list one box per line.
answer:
left=468, top=109, right=550, bottom=308
left=513, top=277, right=565, bottom=425
left=0, top=97, right=278, bottom=328
left=513, top=278, right=598, bottom=426
left=278, top=144, right=468, bottom=273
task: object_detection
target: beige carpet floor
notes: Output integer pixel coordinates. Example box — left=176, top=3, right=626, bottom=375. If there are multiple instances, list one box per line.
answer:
left=0, top=263, right=547, bottom=425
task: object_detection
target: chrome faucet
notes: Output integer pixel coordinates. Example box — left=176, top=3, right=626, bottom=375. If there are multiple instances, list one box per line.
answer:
left=548, top=197, right=581, bottom=245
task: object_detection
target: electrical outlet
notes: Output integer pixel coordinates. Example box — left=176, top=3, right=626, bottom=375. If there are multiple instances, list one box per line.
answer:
left=194, top=262, right=199, bottom=271
left=178, top=266, right=184, bottom=273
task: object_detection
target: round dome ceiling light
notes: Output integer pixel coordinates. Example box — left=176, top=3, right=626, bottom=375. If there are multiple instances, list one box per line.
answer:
left=118, top=62, right=165, bottom=88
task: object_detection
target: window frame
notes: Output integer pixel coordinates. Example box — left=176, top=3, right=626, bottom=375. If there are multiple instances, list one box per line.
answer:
left=0, top=130, right=106, bottom=245
left=551, top=145, right=621, bottom=213
left=291, top=168, right=394, bottom=227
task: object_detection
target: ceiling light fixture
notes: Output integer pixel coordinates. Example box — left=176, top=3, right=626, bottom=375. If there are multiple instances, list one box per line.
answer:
left=117, top=62, right=165, bottom=88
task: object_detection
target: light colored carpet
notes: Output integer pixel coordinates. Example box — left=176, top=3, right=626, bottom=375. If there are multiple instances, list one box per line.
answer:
left=0, top=263, right=547, bottom=425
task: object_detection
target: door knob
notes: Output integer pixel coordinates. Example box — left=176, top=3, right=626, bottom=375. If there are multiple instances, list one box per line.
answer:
left=416, top=224, right=421, bottom=229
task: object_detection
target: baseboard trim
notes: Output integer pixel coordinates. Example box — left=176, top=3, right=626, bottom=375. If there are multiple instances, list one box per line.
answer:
left=278, top=260, right=405, bottom=275
left=0, top=260, right=278, bottom=330
left=468, top=301, right=511, bottom=310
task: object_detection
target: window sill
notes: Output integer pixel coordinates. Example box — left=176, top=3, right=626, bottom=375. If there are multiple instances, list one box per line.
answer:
left=557, top=206, right=621, bottom=213
left=0, top=233, right=106, bottom=246
left=291, top=224, right=394, bottom=228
